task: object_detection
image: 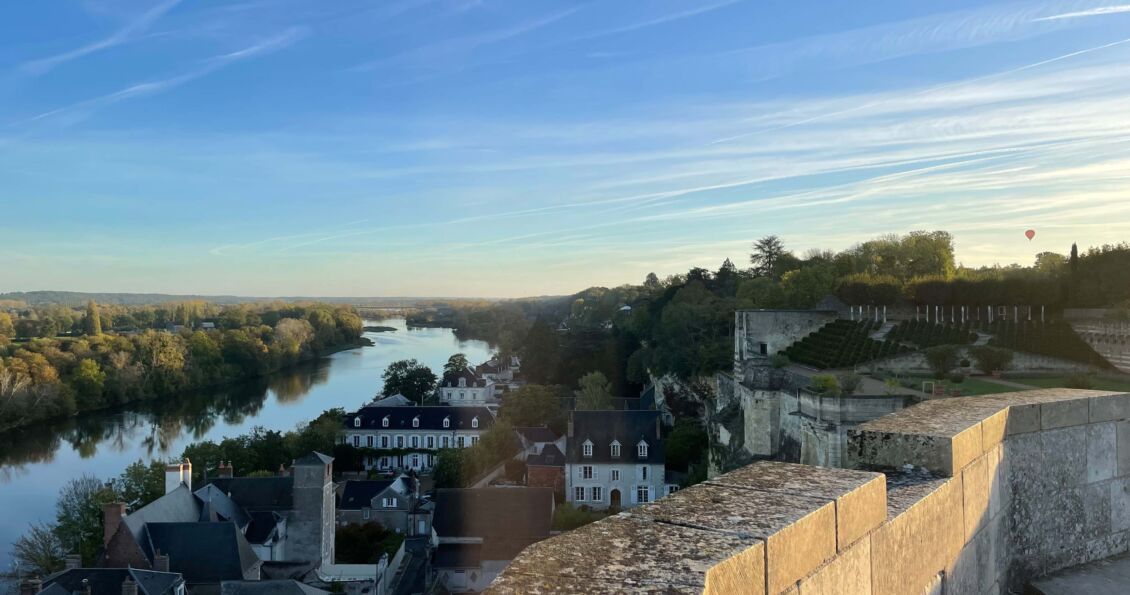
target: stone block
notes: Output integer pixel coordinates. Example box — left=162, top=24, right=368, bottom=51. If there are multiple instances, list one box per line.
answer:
left=638, top=483, right=835, bottom=595
left=988, top=445, right=1006, bottom=519
left=796, top=536, right=871, bottom=595
left=1041, top=426, right=1087, bottom=490
left=1117, top=420, right=1130, bottom=477
left=1090, top=393, right=1130, bottom=423
left=1083, top=480, right=1111, bottom=540
left=945, top=522, right=995, bottom=594
left=1086, top=422, right=1117, bottom=483
left=1041, top=399, right=1089, bottom=429
left=1005, top=403, right=1041, bottom=435
left=962, top=453, right=992, bottom=542
left=852, top=425, right=980, bottom=478
left=708, top=461, right=886, bottom=551
left=1112, top=478, right=1130, bottom=533
left=870, top=476, right=963, bottom=595
left=981, top=410, right=1007, bottom=452
left=705, top=540, right=766, bottom=595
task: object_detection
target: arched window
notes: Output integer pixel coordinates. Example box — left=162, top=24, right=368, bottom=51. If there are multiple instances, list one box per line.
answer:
left=471, top=417, right=479, bottom=429
left=637, top=441, right=649, bottom=458
left=353, top=418, right=361, bottom=428
left=610, top=440, right=621, bottom=458
left=382, top=416, right=390, bottom=428
left=443, top=417, right=451, bottom=429
left=583, top=440, right=593, bottom=458
left=412, top=416, right=420, bottom=428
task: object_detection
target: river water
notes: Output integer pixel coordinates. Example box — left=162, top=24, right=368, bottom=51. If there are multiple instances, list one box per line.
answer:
left=0, top=319, right=492, bottom=569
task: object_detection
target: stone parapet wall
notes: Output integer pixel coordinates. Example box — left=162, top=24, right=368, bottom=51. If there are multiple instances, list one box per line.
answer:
left=864, top=348, right=1092, bottom=375
left=488, top=389, right=1130, bottom=594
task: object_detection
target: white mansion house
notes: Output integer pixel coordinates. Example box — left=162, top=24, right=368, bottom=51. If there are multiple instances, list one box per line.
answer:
left=565, top=409, right=678, bottom=510
left=341, top=405, right=494, bottom=472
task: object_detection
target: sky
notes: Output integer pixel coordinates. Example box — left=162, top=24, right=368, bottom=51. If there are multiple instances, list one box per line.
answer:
left=2, top=1, right=1130, bottom=297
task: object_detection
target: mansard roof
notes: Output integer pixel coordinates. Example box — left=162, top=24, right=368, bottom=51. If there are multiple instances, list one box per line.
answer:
left=566, top=410, right=664, bottom=464
left=345, top=405, right=494, bottom=431
left=442, top=368, right=487, bottom=388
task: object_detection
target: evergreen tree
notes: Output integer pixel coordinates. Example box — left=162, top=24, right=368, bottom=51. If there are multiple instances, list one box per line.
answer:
left=750, top=235, right=786, bottom=278
left=84, top=300, right=102, bottom=336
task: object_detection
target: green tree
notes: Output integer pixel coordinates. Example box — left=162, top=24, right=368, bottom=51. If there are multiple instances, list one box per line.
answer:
left=924, top=345, right=961, bottom=379
left=750, top=235, right=787, bottom=277
left=500, top=384, right=564, bottom=432
left=84, top=300, right=103, bottom=336
left=521, top=320, right=560, bottom=384
left=443, top=353, right=470, bottom=382
left=575, top=371, right=614, bottom=410
left=12, top=522, right=66, bottom=575
left=54, top=475, right=117, bottom=565
left=114, top=460, right=166, bottom=509
left=664, top=418, right=707, bottom=473
left=71, top=358, right=106, bottom=407
left=433, top=449, right=465, bottom=488
left=0, top=312, right=15, bottom=339
left=336, top=522, right=404, bottom=563
left=381, top=359, right=437, bottom=403
left=969, top=346, right=1014, bottom=375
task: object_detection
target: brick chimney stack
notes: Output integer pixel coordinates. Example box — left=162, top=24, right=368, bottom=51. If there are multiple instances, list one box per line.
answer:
left=181, top=458, right=192, bottom=491
left=164, top=463, right=183, bottom=494
left=19, top=579, right=42, bottom=595
left=64, top=554, right=82, bottom=570
left=103, top=502, right=126, bottom=547
left=218, top=461, right=233, bottom=478
left=154, top=552, right=170, bottom=573
left=278, top=463, right=288, bottom=477
left=121, top=578, right=138, bottom=595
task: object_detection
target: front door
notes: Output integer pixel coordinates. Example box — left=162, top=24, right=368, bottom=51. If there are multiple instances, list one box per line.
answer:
left=610, top=489, right=621, bottom=509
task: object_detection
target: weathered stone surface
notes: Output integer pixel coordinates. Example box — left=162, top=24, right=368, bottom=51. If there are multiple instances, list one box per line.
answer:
left=946, top=518, right=996, bottom=595
left=638, top=483, right=835, bottom=595
left=1090, top=393, right=1130, bottom=423
left=708, top=461, right=886, bottom=551
left=885, top=471, right=947, bottom=517
left=1042, top=398, right=1090, bottom=429
left=981, top=409, right=1008, bottom=452
left=962, top=452, right=992, bottom=542
left=1084, top=480, right=1112, bottom=540
left=1006, top=403, right=1041, bottom=435
left=497, top=515, right=753, bottom=591
left=1087, top=422, right=1117, bottom=483
left=488, top=574, right=701, bottom=594
left=1117, top=420, right=1130, bottom=477
left=1112, top=478, right=1130, bottom=533
left=870, top=475, right=963, bottom=595
left=704, top=541, right=766, bottom=595
left=1042, top=426, right=1088, bottom=490
left=795, top=536, right=871, bottom=595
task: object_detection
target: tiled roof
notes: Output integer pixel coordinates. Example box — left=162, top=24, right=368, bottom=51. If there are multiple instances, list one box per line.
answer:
left=566, top=410, right=664, bottom=464
left=345, top=405, right=494, bottom=432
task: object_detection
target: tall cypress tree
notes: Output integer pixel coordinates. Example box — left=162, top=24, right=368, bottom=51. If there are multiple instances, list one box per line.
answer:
left=84, top=300, right=102, bottom=336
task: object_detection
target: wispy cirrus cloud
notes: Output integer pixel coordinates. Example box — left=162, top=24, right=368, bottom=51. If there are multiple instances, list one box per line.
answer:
left=20, top=0, right=182, bottom=75
left=1035, top=4, right=1130, bottom=21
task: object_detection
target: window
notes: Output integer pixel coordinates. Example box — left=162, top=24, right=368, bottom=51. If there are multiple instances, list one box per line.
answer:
left=381, top=436, right=389, bottom=448
left=471, top=417, right=479, bottom=429
left=471, top=436, right=479, bottom=445
left=366, top=456, right=374, bottom=467
left=667, top=485, right=679, bottom=496
left=411, top=436, right=419, bottom=448
left=582, top=465, right=594, bottom=480
left=759, top=342, right=768, bottom=356
left=411, top=454, right=420, bottom=468
left=638, top=441, right=649, bottom=458
left=610, top=441, right=620, bottom=458
left=591, top=487, right=603, bottom=502
left=574, top=486, right=586, bottom=501
left=443, top=417, right=451, bottom=429
left=362, top=509, right=370, bottom=520
left=582, top=440, right=593, bottom=458
left=382, top=416, right=389, bottom=428
left=637, top=486, right=650, bottom=504
left=382, top=497, right=397, bottom=508
left=379, top=457, right=388, bottom=468
left=442, top=436, right=450, bottom=448
left=412, top=416, right=420, bottom=428
left=640, top=466, right=648, bottom=481
left=427, top=436, right=435, bottom=449
left=610, top=469, right=620, bottom=482
left=396, top=436, right=404, bottom=448
left=354, top=418, right=361, bottom=428
left=352, top=436, right=359, bottom=447
left=459, top=377, right=467, bottom=388
left=457, top=436, right=465, bottom=448
left=366, top=436, right=373, bottom=448
left=459, top=392, right=465, bottom=400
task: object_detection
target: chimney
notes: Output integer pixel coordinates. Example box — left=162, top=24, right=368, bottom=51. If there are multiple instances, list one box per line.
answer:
left=154, top=552, right=170, bottom=573
left=218, top=461, right=233, bottom=478
left=567, top=417, right=574, bottom=438
left=82, top=579, right=91, bottom=595
left=19, top=579, right=42, bottom=595
left=164, top=463, right=183, bottom=494
left=103, top=502, right=126, bottom=547
left=181, top=458, right=192, bottom=491
left=655, top=416, right=661, bottom=440
left=64, top=554, right=82, bottom=570
left=278, top=463, right=288, bottom=477
left=121, top=578, right=138, bottom=595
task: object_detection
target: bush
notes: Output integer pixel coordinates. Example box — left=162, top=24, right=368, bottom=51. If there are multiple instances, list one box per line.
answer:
left=552, top=503, right=611, bottom=531
left=770, top=353, right=790, bottom=369
left=959, top=359, right=971, bottom=368
left=969, top=346, right=1014, bottom=375
left=809, top=374, right=840, bottom=395
left=837, top=372, right=862, bottom=396
left=924, top=345, right=961, bottom=379
left=1065, top=374, right=1094, bottom=389
left=949, top=372, right=965, bottom=384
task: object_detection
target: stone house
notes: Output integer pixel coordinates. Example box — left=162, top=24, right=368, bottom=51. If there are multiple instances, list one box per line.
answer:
left=430, top=488, right=554, bottom=593
left=564, top=410, right=677, bottom=510
left=438, top=369, right=495, bottom=407
left=340, top=406, right=493, bottom=472
left=336, top=476, right=426, bottom=535
left=525, top=444, right=565, bottom=497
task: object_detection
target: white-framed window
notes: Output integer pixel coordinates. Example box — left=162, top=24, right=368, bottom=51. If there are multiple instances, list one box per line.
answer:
left=396, top=436, right=404, bottom=448
left=443, top=417, right=451, bottom=429
left=582, top=465, right=594, bottom=480
left=427, top=436, right=435, bottom=449
left=411, top=436, right=419, bottom=448
left=353, top=418, right=361, bottom=428
left=471, top=417, right=479, bottom=429
left=471, top=436, right=479, bottom=445
left=574, top=486, right=586, bottom=501
left=591, top=487, right=603, bottom=502
left=442, top=436, right=450, bottom=448
left=382, top=416, right=389, bottom=428
left=352, top=436, right=359, bottom=447
left=382, top=497, right=397, bottom=508
left=366, top=436, right=374, bottom=448
left=636, top=486, right=650, bottom=504
left=362, top=509, right=370, bottom=520
left=610, top=441, right=620, bottom=458
left=457, top=436, right=465, bottom=448
left=412, top=417, right=420, bottom=428
left=610, top=469, right=620, bottom=482
left=582, top=440, right=593, bottom=458
left=460, top=392, right=465, bottom=400
left=411, top=454, right=420, bottom=468
left=379, top=457, right=389, bottom=468
left=640, top=466, right=648, bottom=481
left=667, top=485, right=679, bottom=496
left=637, top=441, right=649, bottom=458
left=459, top=378, right=467, bottom=388
left=366, top=456, right=374, bottom=467
left=381, top=436, right=389, bottom=448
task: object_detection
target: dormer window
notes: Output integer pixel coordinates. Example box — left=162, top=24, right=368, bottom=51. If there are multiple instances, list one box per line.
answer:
left=443, top=417, right=451, bottom=429
left=412, top=416, right=420, bottom=428
left=459, top=377, right=467, bottom=388
left=610, top=441, right=621, bottom=458
left=471, top=417, right=479, bottom=429
left=582, top=440, right=593, bottom=458
left=353, top=418, right=361, bottom=428
left=637, top=441, right=649, bottom=458
left=382, top=416, right=390, bottom=428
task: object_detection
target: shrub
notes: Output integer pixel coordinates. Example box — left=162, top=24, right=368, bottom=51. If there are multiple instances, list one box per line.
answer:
left=959, top=359, right=971, bottom=368
left=809, top=374, right=840, bottom=395
left=924, top=345, right=961, bottom=379
left=770, top=353, right=791, bottom=369
left=969, top=346, right=1014, bottom=375
left=1065, top=374, right=1094, bottom=389
left=949, top=372, right=965, bottom=384
left=837, top=372, right=863, bottom=396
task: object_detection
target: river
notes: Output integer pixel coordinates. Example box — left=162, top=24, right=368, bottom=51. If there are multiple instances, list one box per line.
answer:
left=0, top=319, right=492, bottom=569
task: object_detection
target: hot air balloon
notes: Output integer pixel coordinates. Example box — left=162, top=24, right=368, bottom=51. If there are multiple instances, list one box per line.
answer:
left=1025, top=229, right=1035, bottom=241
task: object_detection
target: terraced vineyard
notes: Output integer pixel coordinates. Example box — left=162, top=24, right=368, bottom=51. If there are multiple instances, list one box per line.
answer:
left=782, top=319, right=912, bottom=369
left=887, top=320, right=978, bottom=348
left=982, top=320, right=1113, bottom=369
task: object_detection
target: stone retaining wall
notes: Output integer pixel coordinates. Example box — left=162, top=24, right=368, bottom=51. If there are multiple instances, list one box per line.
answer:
left=487, top=388, right=1130, bottom=594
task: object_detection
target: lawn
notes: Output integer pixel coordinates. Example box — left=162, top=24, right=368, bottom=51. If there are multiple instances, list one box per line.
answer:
left=908, top=375, right=1032, bottom=397
left=1008, top=375, right=1130, bottom=392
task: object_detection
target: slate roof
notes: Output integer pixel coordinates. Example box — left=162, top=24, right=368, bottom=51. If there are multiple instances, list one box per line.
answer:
left=205, top=477, right=294, bottom=511
left=44, top=569, right=184, bottom=595
left=566, top=410, right=664, bottom=464
left=527, top=444, right=565, bottom=467
left=442, top=368, right=486, bottom=388
left=338, top=480, right=394, bottom=510
left=143, top=522, right=260, bottom=584
left=433, top=544, right=482, bottom=569
left=122, top=485, right=202, bottom=544
left=372, top=393, right=413, bottom=407
left=515, top=426, right=558, bottom=443
left=244, top=511, right=285, bottom=544
left=293, top=452, right=333, bottom=466
left=432, top=488, right=553, bottom=560
left=345, top=406, right=494, bottom=432
left=195, top=484, right=251, bottom=529
left=220, top=580, right=329, bottom=595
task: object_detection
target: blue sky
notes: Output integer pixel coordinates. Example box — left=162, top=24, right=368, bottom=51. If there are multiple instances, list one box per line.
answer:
left=2, top=1, right=1130, bottom=297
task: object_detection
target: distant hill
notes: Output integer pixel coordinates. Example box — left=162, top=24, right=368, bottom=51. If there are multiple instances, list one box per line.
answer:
left=0, top=291, right=511, bottom=307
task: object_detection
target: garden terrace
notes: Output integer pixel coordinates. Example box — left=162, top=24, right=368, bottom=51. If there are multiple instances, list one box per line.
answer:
left=886, top=320, right=977, bottom=348
left=782, top=320, right=911, bottom=370
left=980, top=320, right=1111, bottom=369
